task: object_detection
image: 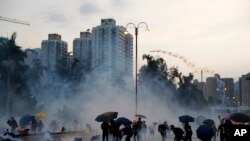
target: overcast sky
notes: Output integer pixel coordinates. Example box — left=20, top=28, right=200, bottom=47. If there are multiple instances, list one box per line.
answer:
left=0, top=0, right=249, bottom=81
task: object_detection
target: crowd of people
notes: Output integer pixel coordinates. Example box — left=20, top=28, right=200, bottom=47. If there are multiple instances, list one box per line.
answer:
left=99, top=118, right=195, bottom=141
left=98, top=115, right=247, bottom=141
left=3, top=116, right=71, bottom=135
left=6, top=116, right=45, bottom=134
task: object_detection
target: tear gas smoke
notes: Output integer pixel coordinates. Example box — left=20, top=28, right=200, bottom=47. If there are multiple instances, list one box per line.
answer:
left=1, top=57, right=216, bottom=141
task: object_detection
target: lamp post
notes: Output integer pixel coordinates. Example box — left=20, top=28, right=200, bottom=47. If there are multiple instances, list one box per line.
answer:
left=125, top=22, right=149, bottom=115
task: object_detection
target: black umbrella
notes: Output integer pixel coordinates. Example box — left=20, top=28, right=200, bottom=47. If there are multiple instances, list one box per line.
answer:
left=179, top=115, right=194, bottom=123
left=115, top=117, right=132, bottom=125
left=203, top=119, right=215, bottom=127
left=102, top=112, right=118, bottom=119
left=196, top=125, right=214, bottom=141
left=95, top=114, right=111, bottom=122
left=229, top=113, right=250, bottom=123
left=135, top=114, right=146, bottom=118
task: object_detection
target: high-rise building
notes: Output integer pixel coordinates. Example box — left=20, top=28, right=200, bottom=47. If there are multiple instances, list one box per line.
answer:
left=73, top=31, right=92, bottom=71
left=205, top=74, right=235, bottom=106
left=221, top=78, right=235, bottom=106
left=240, top=73, right=250, bottom=107
left=205, top=74, right=221, bottom=102
left=41, top=34, right=68, bottom=71
left=91, top=18, right=133, bottom=79
left=124, top=33, right=133, bottom=77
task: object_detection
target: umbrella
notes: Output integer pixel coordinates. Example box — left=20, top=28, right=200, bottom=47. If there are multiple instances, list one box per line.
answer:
left=179, top=115, right=194, bottom=123
left=19, top=115, right=33, bottom=128
left=135, top=114, right=146, bottom=118
left=229, top=113, right=250, bottom=123
left=35, top=112, right=47, bottom=118
left=95, top=114, right=111, bottom=122
left=196, top=125, right=214, bottom=141
left=196, top=115, right=206, bottom=125
left=115, top=117, right=132, bottom=125
left=203, top=119, right=215, bottom=127
left=101, top=112, right=118, bottom=119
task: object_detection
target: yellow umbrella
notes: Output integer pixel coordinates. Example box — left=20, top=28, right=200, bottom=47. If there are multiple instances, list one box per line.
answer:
left=35, top=112, right=47, bottom=118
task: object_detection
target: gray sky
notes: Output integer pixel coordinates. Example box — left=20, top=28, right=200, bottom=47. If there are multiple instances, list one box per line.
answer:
left=0, top=0, right=249, bottom=81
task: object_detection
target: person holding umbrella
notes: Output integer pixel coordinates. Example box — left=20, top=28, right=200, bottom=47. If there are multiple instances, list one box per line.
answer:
left=183, top=122, right=192, bottom=141
left=101, top=121, right=110, bottom=141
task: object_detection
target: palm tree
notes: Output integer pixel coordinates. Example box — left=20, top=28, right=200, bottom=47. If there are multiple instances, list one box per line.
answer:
left=0, top=32, right=30, bottom=115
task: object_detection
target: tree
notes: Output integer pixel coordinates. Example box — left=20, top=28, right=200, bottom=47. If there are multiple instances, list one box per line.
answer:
left=138, top=54, right=207, bottom=110
left=138, top=55, right=177, bottom=106
left=0, top=33, right=36, bottom=115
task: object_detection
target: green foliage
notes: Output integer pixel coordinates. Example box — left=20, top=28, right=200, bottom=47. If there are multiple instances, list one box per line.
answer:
left=0, top=33, right=36, bottom=115
left=139, top=54, right=207, bottom=110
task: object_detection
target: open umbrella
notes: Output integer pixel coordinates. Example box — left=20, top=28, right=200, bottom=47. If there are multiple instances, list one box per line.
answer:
left=19, top=115, right=33, bottom=128
left=203, top=119, right=215, bottom=127
left=95, top=114, right=111, bottom=122
left=135, top=114, right=146, bottom=118
left=35, top=112, right=47, bottom=118
left=179, top=115, right=194, bottom=123
left=229, top=113, right=250, bottom=123
left=115, top=117, right=132, bottom=125
left=196, top=115, right=206, bottom=125
left=196, top=125, right=214, bottom=141
left=101, top=112, right=118, bottom=119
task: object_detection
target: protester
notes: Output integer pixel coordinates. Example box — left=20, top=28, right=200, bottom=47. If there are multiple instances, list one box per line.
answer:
left=37, top=120, right=44, bottom=132
left=101, top=121, right=110, bottom=141
left=31, top=116, right=38, bottom=133
left=158, top=121, right=168, bottom=141
left=183, top=122, right=192, bottom=141
left=170, top=125, right=184, bottom=141
left=7, top=117, right=18, bottom=133
left=133, top=118, right=142, bottom=141
left=141, top=121, right=147, bottom=141
left=122, top=124, right=133, bottom=141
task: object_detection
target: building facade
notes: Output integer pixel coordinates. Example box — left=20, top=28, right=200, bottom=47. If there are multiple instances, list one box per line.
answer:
left=73, top=31, right=92, bottom=72
left=240, top=73, right=250, bottom=107
left=221, top=78, right=235, bottom=106
left=41, top=34, right=68, bottom=72
left=91, top=19, right=133, bottom=79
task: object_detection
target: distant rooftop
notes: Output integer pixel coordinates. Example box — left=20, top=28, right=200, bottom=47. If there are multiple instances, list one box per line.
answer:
left=80, top=31, right=91, bottom=38
left=48, top=34, right=61, bottom=40
left=101, top=18, right=116, bottom=26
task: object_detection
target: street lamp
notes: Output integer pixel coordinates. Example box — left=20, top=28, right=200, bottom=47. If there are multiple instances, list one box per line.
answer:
left=124, top=22, right=150, bottom=115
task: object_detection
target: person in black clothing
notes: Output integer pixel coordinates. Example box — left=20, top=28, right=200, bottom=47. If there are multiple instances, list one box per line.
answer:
left=101, top=121, right=110, bottom=141
left=122, top=124, right=133, bottom=141
left=183, top=122, right=192, bottom=141
left=7, top=117, right=18, bottom=133
left=113, top=122, right=122, bottom=141
left=31, top=116, right=38, bottom=133
left=37, top=120, right=44, bottom=132
left=170, top=125, right=184, bottom=141
left=133, top=118, right=142, bottom=141
left=158, top=121, right=168, bottom=141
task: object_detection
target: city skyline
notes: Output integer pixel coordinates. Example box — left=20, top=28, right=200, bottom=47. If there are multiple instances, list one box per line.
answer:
left=0, top=0, right=249, bottom=80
